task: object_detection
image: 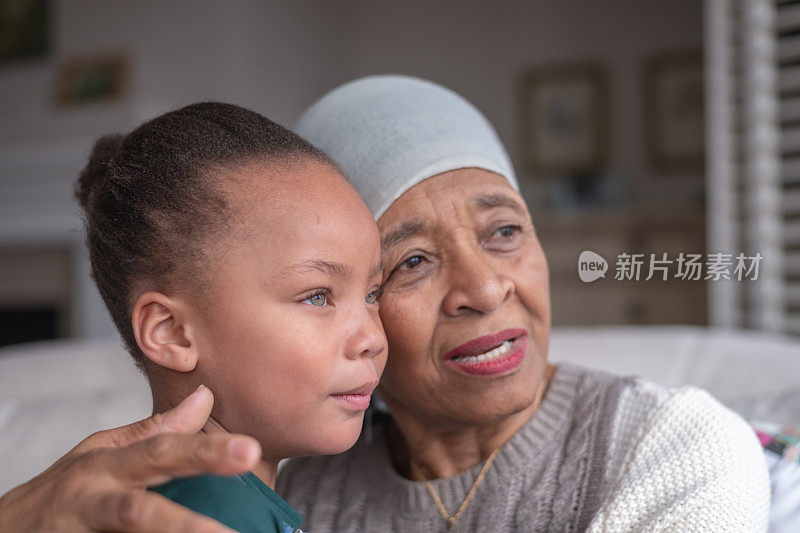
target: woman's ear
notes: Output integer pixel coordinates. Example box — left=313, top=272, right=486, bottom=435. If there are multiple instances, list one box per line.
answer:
left=131, top=291, right=199, bottom=372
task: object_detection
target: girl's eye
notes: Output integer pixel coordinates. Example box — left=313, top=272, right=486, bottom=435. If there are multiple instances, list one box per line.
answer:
left=365, top=289, right=380, bottom=304
left=303, top=292, right=329, bottom=306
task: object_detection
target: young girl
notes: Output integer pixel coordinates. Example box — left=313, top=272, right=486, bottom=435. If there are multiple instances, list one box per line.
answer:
left=76, top=102, right=387, bottom=532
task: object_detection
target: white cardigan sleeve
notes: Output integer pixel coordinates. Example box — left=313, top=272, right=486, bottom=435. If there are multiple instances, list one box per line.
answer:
left=587, top=379, right=770, bottom=533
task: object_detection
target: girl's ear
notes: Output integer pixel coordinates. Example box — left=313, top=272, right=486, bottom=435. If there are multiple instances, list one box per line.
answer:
left=131, top=291, right=199, bottom=372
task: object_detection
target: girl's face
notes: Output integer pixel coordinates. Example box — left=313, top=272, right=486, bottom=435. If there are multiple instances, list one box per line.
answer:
left=189, top=159, right=386, bottom=460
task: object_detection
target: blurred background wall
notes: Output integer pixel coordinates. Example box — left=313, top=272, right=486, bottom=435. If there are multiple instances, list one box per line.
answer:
left=0, top=0, right=711, bottom=346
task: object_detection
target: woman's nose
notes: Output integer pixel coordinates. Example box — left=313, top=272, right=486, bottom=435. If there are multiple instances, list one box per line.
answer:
left=441, top=247, right=514, bottom=316
left=346, top=308, right=387, bottom=360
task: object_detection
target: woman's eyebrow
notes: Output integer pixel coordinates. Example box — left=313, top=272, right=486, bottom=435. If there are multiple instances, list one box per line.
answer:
left=381, top=220, right=426, bottom=251
left=473, top=192, right=526, bottom=214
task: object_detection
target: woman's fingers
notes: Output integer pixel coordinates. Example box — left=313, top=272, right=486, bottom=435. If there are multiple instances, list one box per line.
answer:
left=0, top=386, right=257, bottom=532
left=0, top=431, right=259, bottom=532
left=115, top=384, right=216, bottom=441
left=72, top=385, right=215, bottom=455
left=85, top=490, right=236, bottom=533
left=107, top=432, right=261, bottom=487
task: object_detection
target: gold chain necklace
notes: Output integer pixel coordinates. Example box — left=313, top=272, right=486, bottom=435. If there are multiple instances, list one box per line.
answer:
left=410, top=380, right=547, bottom=530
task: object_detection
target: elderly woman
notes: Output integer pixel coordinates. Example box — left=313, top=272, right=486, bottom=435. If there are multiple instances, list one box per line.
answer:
left=0, top=76, right=769, bottom=532
left=274, top=76, right=769, bottom=532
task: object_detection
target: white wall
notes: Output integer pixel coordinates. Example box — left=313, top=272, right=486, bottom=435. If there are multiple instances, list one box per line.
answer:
left=0, top=0, right=350, bottom=130
left=1, top=0, right=703, bottom=192
left=0, top=0, right=703, bottom=339
left=0, top=0, right=351, bottom=338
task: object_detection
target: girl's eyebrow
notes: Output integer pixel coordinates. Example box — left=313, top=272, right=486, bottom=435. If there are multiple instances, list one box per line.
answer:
left=283, top=260, right=356, bottom=281
left=281, top=260, right=383, bottom=281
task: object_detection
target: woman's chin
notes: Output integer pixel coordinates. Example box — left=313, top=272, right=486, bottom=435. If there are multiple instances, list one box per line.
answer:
left=438, top=362, right=547, bottom=427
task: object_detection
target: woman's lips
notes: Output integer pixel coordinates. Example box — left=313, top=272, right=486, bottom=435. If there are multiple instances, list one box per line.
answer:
left=443, top=328, right=527, bottom=376
left=331, top=381, right=378, bottom=411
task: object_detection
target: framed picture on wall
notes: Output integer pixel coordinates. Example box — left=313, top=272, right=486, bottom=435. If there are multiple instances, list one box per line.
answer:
left=519, top=65, right=608, bottom=174
left=644, top=51, right=704, bottom=169
left=53, top=55, right=128, bottom=106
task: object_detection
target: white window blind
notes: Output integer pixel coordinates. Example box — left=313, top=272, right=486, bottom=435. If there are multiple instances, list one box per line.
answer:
left=705, top=0, right=786, bottom=332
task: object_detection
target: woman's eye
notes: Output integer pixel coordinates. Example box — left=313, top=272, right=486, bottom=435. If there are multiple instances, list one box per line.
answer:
left=401, top=255, right=425, bottom=269
left=385, top=253, right=430, bottom=284
left=303, top=292, right=328, bottom=306
left=365, top=289, right=380, bottom=304
left=484, top=224, right=524, bottom=252
left=496, top=225, right=519, bottom=238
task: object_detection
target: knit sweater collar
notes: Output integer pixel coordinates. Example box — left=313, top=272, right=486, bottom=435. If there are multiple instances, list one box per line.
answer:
left=363, top=363, right=584, bottom=514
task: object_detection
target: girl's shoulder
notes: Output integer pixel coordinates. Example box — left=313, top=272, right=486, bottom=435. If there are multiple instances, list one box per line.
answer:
left=152, top=473, right=303, bottom=533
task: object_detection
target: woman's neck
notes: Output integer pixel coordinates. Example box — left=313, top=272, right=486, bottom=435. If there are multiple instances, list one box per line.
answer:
left=386, top=364, right=556, bottom=480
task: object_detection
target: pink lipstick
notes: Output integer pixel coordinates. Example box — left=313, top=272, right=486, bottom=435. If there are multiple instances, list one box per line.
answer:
left=443, top=328, right=527, bottom=376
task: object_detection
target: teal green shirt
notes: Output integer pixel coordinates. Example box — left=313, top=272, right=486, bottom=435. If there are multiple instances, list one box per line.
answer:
left=150, top=472, right=303, bottom=533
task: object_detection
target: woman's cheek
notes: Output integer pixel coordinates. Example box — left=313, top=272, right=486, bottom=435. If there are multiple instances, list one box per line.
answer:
left=380, top=301, right=410, bottom=356
left=380, top=299, right=417, bottom=359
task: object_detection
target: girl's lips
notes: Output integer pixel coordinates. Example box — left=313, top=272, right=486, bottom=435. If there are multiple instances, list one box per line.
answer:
left=331, top=393, right=372, bottom=410
left=331, top=380, right=378, bottom=411
left=443, top=333, right=527, bottom=377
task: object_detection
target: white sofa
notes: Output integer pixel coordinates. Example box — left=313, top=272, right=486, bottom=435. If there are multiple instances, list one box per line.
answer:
left=0, top=339, right=151, bottom=495
left=1, top=325, right=799, bottom=522
left=549, top=325, right=800, bottom=428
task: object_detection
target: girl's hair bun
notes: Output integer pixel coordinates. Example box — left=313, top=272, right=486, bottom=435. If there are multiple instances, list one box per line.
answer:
left=75, top=133, right=124, bottom=210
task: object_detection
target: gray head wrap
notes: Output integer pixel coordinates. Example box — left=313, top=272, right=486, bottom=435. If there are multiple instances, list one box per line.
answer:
left=294, top=75, right=518, bottom=220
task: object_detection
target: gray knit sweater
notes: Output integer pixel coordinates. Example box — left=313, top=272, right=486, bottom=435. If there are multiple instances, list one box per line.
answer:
left=276, top=363, right=769, bottom=532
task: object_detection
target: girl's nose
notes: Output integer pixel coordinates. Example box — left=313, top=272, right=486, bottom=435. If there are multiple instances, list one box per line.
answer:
left=347, top=308, right=387, bottom=360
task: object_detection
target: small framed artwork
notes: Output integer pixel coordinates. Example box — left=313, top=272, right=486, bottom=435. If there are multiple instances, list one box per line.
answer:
left=54, top=55, right=128, bottom=106
left=519, top=65, right=608, bottom=174
left=0, top=0, right=48, bottom=62
left=644, top=51, right=704, bottom=169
